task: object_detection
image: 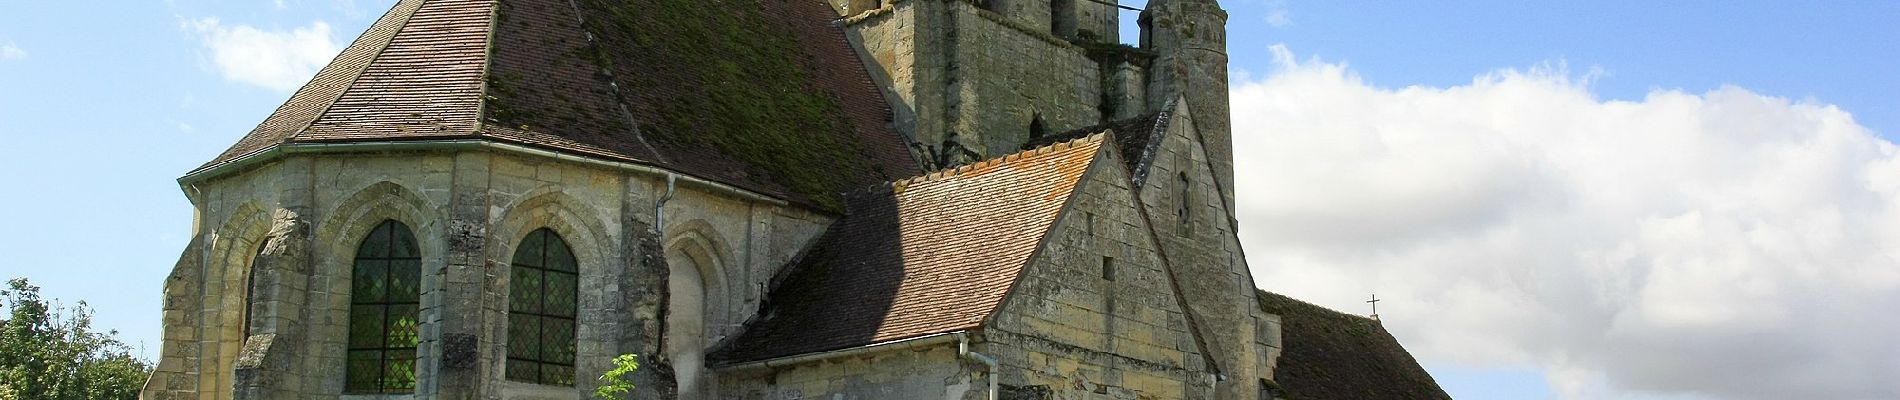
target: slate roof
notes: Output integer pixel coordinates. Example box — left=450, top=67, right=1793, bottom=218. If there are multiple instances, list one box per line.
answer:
left=197, top=0, right=919, bottom=209
left=1025, top=106, right=1173, bottom=186
left=711, top=134, right=1108, bottom=363
left=1256, top=290, right=1452, bottom=400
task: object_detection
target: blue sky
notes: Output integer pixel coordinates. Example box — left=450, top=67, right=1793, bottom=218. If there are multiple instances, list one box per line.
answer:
left=2, top=1, right=1896, bottom=399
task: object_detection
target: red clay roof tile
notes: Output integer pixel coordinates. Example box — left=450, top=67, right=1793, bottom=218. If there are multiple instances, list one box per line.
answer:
left=711, top=134, right=1108, bottom=363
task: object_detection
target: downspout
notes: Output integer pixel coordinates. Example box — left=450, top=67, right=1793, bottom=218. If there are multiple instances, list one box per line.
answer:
left=957, top=333, right=998, bottom=400
left=655, top=174, right=677, bottom=234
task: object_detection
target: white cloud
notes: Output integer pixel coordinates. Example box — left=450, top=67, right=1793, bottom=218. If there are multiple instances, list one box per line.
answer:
left=183, top=18, right=341, bottom=91
left=1264, top=0, right=1292, bottom=28
left=0, top=42, right=26, bottom=60
left=1235, top=45, right=1900, bottom=400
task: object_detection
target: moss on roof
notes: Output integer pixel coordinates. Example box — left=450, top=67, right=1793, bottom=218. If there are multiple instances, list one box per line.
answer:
left=1256, top=290, right=1452, bottom=400
left=567, top=0, right=906, bottom=210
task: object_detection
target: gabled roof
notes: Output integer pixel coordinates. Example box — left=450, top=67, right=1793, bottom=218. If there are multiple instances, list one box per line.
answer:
left=711, top=134, right=1108, bottom=363
left=1024, top=103, right=1175, bottom=186
left=198, top=0, right=919, bottom=210
left=1256, top=290, right=1452, bottom=400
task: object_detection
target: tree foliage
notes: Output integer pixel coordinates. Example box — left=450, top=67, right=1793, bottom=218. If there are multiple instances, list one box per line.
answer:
left=591, top=354, right=639, bottom=399
left=0, top=278, right=151, bottom=400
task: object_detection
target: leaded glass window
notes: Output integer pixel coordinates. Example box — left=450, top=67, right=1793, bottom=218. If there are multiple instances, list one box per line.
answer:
left=345, top=220, right=421, bottom=394
left=507, top=228, right=579, bottom=386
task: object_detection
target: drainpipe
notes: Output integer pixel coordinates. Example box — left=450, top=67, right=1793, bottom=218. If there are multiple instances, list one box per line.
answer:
left=957, top=333, right=998, bottom=400
left=655, top=174, right=677, bottom=233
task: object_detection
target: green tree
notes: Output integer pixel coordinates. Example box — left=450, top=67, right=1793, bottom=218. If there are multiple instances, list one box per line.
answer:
left=0, top=278, right=152, bottom=400
left=592, top=354, right=639, bottom=399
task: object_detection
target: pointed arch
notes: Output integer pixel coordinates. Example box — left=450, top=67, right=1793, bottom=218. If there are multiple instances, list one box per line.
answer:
left=662, top=218, right=735, bottom=399
left=201, top=201, right=271, bottom=398
left=344, top=219, right=422, bottom=393
left=311, top=181, right=445, bottom=395
left=488, top=187, right=617, bottom=388
left=505, top=228, right=580, bottom=386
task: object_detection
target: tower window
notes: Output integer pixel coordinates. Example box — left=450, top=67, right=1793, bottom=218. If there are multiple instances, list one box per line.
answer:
left=507, top=228, right=580, bottom=386
left=1102, top=256, right=1116, bottom=281
left=1029, top=114, right=1048, bottom=140
left=1085, top=212, right=1096, bottom=237
left=345, top=220, right=421, bottom=394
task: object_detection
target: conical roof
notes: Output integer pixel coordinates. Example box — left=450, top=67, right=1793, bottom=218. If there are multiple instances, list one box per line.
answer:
left=200, top=0, right=920, bottom=210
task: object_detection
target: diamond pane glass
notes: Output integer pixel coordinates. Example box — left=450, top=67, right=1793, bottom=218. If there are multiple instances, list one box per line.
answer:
left=345, top=350, right=381, bottom=393
left=383, top=355, right=416, bottom=392
left=541, top=364, right=575, bottom=386
left=546, top=237, right=576, bottom=272
left=510, top=267, right=536, bottom=313
left=545, top=317, right=575, bottom=364
left=508, top=315, right=539, bottom=360
left=349, top=306, right=385, bottom=348
left=514, top=231, right=545, bottom=268
left=345, top=220, right=422, bottom=394
left=389, top=260, right=420, bottom=302
left=506, top=360, right=538, bottom=383
left=547, top=272, right=577, bottom=317
left=514, top=269, right=544, bottom=314
left=386, top=304, right=419, bottom=348
left=390, top=227, right=419, bottom=258
left=506, top=228, right=579, bottom=386
left=356, top=223, right=390, bottom=258
left=351, top=260, right=386, bottom=303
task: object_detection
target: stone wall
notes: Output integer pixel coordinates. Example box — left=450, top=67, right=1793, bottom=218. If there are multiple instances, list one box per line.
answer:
left=847, top=0, right=1107, bottom=166
left=1137, top=102, right=1269, bottom=398
left=145, top=147, right=831, bottom=399
left=949, top=2, right=1104, bottom=157
left=716, top=343, right=975, bottom=399
left=982, top=143, right=1214, bottom=400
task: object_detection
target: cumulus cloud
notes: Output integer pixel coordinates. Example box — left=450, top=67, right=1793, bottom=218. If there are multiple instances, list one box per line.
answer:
left=183, top=18, right=341, bottom=91
left=0, top=42, right=25, bottom=60
left=1234, top=45, right=1900, bottom=400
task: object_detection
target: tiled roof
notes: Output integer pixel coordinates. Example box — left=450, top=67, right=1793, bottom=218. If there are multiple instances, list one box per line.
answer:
left=711, top=134, right=1108, bottom=363
left=196, top=0, right=920, bottom=209
left=1025, top=107, right=1172, bottom=186
left=1256, top=290, right=1452, bottom=400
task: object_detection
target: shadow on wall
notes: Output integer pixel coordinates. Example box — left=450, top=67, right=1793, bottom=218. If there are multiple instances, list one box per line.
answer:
left=707, top=189, right=907, bottom=363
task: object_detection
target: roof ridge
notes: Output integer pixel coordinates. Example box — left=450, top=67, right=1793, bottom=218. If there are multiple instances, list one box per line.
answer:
left=1127, top=98, right=1177, bottom=186
left=888, top=132, right=1106, bottom=191
left=1256, top=289, right=1380, bottom=324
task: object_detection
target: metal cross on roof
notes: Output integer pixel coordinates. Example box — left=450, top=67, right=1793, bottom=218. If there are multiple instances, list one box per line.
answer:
left=1367, top=294, right=1381, bottom=319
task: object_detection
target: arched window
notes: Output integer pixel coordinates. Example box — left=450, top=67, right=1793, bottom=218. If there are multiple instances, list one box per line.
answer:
left=1176, top=172, right=1193, bottom=237
left=346, top=220, right=421, bottom=394
left=507, top=228, right=579, bottom=386
left=242, top=245, right=266, bottom=338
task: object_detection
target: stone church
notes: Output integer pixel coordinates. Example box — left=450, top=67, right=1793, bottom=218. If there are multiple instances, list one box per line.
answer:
left=142, top=0, right=1450, bottom=398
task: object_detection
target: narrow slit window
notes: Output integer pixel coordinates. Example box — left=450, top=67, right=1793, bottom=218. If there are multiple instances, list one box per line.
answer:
left=507, top=228, right=580, bottom=386
left=242, top=244, right=266, bottom=338
left=1102, top=256, right=1116, bottom=281
left=345, top=220, right=421, bottom=394
left=1085, top=212, right=1096, bottom=237
left=1176, top=172, right=1193, bottom=237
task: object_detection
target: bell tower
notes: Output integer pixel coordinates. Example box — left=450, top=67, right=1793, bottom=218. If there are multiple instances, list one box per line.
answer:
left=1142, top=0, right=1232, bottom=211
